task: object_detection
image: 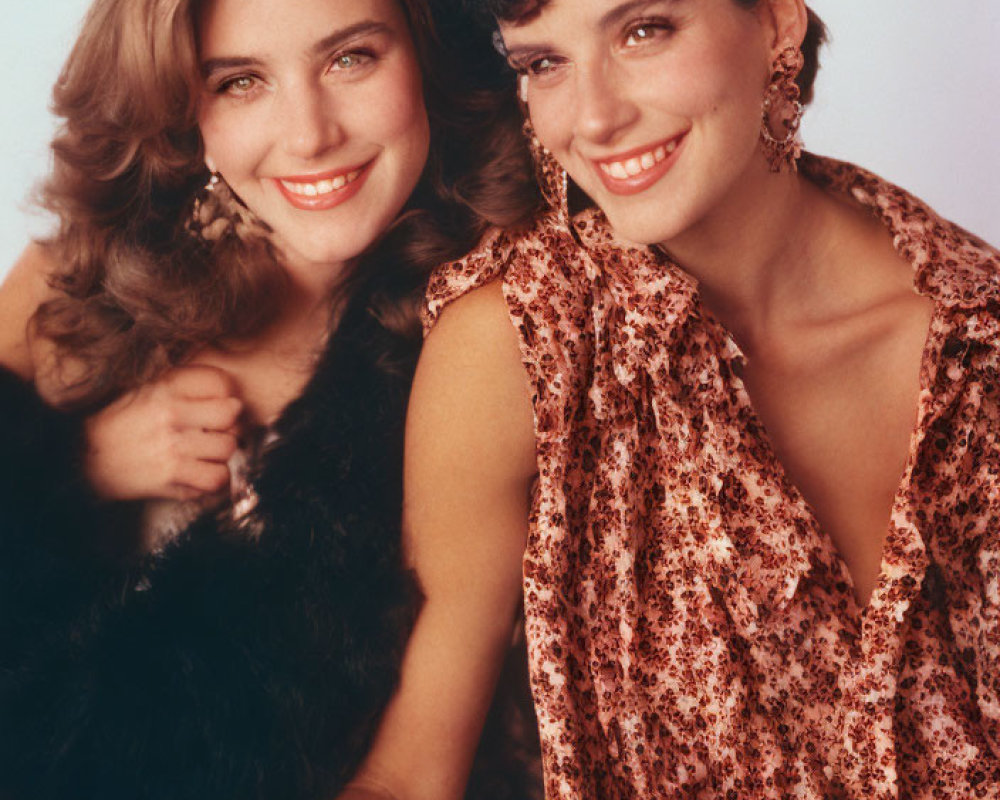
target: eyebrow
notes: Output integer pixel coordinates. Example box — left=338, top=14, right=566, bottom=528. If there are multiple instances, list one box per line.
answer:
left=597, top=0, right=681, bottom=30
left=201, top=20, right=392, bottom=76
left=310, top=20, right=392, bottom=57
left=502, top=0, right=680, bottom=63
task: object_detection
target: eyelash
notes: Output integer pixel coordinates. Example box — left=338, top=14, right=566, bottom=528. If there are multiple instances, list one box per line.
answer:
left=211, top=47, right=379, bottom=97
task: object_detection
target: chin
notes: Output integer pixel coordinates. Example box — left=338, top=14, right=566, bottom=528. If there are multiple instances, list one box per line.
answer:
left=274, top=219, right=386, bottom=272
left=600, top=206, right=686, bottom=249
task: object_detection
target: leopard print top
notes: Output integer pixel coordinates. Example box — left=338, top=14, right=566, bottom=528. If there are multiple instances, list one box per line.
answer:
left=424, top=155, right=1000, bottom=799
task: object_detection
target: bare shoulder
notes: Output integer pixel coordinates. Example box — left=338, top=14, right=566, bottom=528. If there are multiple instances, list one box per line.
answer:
left=425, top=277, right=520, bottom=355
left=410, top=278, right=535, bottom=484
left=419, top=278, right=526, bottom=399
left=0, top=242, right=61, bottom=379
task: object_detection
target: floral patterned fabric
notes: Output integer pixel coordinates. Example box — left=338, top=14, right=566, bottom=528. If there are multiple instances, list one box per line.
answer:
left=424, top=155, right=1000, bottom=799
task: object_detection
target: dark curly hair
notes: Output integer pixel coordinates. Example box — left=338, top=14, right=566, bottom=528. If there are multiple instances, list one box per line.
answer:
left=33, top=0, right=539, bottom=411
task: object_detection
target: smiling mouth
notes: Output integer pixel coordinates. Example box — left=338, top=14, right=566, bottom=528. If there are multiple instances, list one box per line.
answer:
left=598, top=139, right=678, bottom=179
left=591, top=132, right=687, bottom=195
left=273, top=160, right=374, bottom=211
left=278, top=168, right=364, bottom=198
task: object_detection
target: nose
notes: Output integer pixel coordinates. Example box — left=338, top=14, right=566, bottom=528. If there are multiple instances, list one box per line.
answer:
left=276, top=82, right=345, bottom=161
left=572, top=60, right=638, bottom=146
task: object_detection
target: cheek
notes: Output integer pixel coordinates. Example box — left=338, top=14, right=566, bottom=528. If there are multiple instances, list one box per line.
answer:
left=526, top=90, right=572, bottom=156
left=360, top=58, right=429, bottom=159
left=690, top=30, right=771, bottom=132
left=657, top=48, right=765, bottom=145
left=198, top=103, right=262, bottom=175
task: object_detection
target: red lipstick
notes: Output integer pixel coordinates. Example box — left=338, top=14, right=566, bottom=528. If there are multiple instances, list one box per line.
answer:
left=272, top=159, right=374, bottom=211
left=591, top=132, right=687, bottom=196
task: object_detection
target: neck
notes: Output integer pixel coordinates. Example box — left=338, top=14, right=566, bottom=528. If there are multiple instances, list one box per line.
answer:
left=283, top=254, right=348, bottom=310
left=658, top=159, right=836, bottom=344
left=274, top=277, right=338, bottom=349
left=223, top=256, right=342, bottom=361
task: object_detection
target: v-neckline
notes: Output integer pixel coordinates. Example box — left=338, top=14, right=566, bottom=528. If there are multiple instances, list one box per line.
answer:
left=715, top=299, right=943, bottom=627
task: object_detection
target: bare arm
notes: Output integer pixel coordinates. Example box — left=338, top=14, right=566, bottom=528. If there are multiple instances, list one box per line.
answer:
left=341, top=280, right=537, bottom=800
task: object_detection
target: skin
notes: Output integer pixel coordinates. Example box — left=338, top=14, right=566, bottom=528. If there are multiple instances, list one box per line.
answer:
left=0, top=246, right=245, bottom=503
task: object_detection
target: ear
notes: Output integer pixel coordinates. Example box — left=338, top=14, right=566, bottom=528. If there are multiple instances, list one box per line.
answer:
left=757, top=0, right=808, bottom=55
left=205, top=155, right=218, bottom=174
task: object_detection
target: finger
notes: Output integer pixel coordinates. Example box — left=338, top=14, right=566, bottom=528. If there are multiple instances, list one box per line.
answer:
left=177, top=429, right=239, bottom=463
left=167, top=364, right=239, bottom=400
left=164, top=483, right=210, bottom=503
left=174, top=460, right=231, bottom=495
left=171, top=396, right=244, bottom=432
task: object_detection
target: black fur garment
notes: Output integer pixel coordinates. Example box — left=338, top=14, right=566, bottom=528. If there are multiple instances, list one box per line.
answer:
left=0, top=298, right=540, bottom=800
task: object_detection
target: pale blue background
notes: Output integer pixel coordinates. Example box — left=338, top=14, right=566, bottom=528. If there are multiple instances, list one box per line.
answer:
left=1, top=1, right=91, bottom=274
left=2, top=0, right=999, bottom=277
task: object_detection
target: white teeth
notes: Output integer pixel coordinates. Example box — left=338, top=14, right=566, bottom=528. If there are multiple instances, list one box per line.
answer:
left=600, top=138, right=681, bottom=181
left=280, top=167, right=364, bottom=198
left=609, top=162, right=629, bottom=179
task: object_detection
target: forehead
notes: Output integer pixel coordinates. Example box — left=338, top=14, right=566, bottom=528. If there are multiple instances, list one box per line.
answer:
left=198, top=0, right=408, bottom=54
left=499, top=0, right=701, bottom=33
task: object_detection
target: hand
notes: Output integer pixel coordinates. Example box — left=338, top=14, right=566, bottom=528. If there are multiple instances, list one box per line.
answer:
left=84, top=364, right=244, bottom=501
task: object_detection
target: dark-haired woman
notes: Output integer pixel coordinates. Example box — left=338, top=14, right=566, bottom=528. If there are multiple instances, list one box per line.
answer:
left=0, top=0, right=541, bottom=797
left=407, top=0, right=1000, bottom=796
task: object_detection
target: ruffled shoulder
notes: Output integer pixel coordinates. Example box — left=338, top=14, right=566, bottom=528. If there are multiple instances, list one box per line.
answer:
left=801, top=153, right=1000, bottom=309
left=422, top=226, right=520, bottom=335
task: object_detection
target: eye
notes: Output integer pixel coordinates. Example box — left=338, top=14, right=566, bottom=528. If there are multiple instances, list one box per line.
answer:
left=331, top=50, right=374, bottom=71
left=214, top=74, right=261, bottom=97
left=623, top=20, right=674, bottom=48
left=528, top=56, right=557, bottom=76
left=513, top=53, right=566, bottom=81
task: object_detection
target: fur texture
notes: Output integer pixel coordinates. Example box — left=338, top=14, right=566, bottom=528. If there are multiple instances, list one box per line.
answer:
left=0, top=296, right=530, bottom=800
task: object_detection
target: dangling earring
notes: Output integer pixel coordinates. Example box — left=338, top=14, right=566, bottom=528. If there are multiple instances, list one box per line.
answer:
left=760, top=44, right=805, bottom=173
left=518, top=80, right=570, bottom=224
left=187, top=165, right=267, bottom=243
left=522, top=118, right=570, bottom=220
